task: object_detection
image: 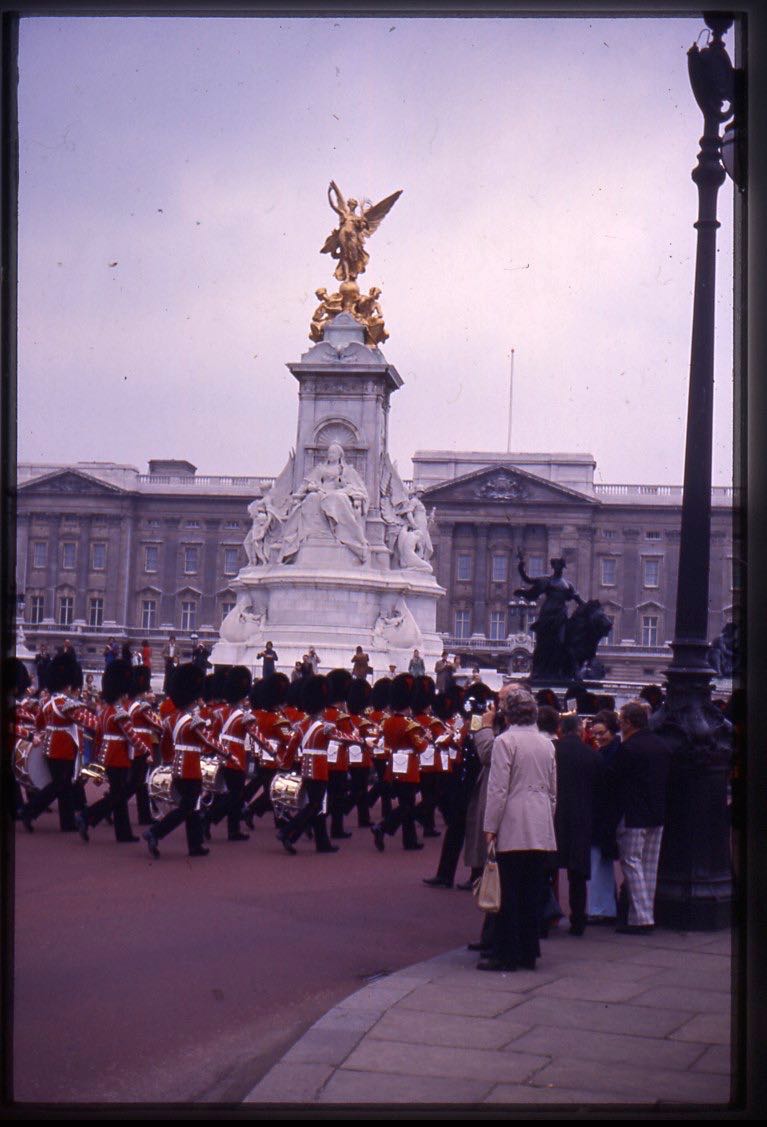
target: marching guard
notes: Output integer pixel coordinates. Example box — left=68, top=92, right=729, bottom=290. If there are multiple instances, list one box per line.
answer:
left=202, top=666, right=253, bottom=842
left=371, top=673, right=430, bottom=852
left=19, top=652, right=95, bottom=833
left=127, top=665, right=163, bottom=824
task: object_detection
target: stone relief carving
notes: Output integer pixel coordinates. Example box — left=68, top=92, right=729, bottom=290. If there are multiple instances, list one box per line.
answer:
left=372, top=595, right=423, bottom=651
left=220, top=593, right=268, bottom=645
left=380, top=454, right=435, bottom=572
left=472, top=472, right=529, bottom=502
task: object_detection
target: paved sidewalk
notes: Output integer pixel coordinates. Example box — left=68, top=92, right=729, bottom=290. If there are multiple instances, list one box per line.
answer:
left=245, top=923, right=733, bottom=1107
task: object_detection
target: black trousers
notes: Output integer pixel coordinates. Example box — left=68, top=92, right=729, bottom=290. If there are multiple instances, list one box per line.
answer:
left=432, top=772, right=471, bottom=884
left=86, top=765, right=135, bottom=840
left=130, top=757, right=153, bottom=824
left=327, top=770, right=349, bottom=835
left=244, top=767, right=275, bottom=816
left=493, top=851, right=547, bottom=969
left=566, top=869, right=588, bottom=931
left=24, top=758, right=85, bottom=831
left=368, top=760, right=393, bottom=820
left=416, top=773, right=439, bottom=832
left=281, top=779, right=332, bottom=850
left=381, top=781, right=419, bottom=848
left=207, top=766, right=246, bottom=838
left=345, top=764, right=372, bottom=825
left=151, top=777, right=204, bottom=853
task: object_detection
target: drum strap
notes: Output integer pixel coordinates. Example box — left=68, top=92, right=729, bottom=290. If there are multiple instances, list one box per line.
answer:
left=301, top=720, right=325, bottom=751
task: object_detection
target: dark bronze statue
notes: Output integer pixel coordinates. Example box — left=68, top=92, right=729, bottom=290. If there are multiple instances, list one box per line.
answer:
left=514, top=553, right=611, bottom=682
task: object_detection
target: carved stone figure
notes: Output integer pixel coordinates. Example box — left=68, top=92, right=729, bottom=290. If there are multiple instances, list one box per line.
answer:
left=320, top=181, right=402, bottom=283
left=244, top=499, right=272, bottom=566
left=395, top=524, right=432, bottom=571
left=279, top=443, right=370, bottom=565
left=372, top=596, right=423, bottom=651
left=514, top=552, right=584, bottom=681
left=220, top=595, right=267, bottom=645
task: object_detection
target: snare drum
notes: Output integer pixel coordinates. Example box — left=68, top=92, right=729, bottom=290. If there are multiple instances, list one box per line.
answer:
left=200, top=755, right=226, bottom=806
left=269, top=772, right=307, bottom=819
left=13, top=738, right=53, bottom=792
left=147, top=765, right=179, bottom=818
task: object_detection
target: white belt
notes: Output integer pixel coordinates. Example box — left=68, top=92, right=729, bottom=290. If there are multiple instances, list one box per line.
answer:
left=175, top=744, right=202, bottom=753
left=221, top=734, right=246, bottom=745
left=102, top=734, right=127, bottom=742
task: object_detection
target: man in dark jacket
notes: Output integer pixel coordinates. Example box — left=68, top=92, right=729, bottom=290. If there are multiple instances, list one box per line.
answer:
left=554, top=713, right=601, bottom=935
left=612, top=699, right=671, bottom=933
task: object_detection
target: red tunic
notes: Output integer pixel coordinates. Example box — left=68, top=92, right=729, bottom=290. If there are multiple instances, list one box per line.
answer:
left=127, top=699, right=162, bottom=760
left=381, top=713, right=430, bottom=784
left=167, top=711, right=213, bottom=781
left=321, top=706, right=361, bottom=772
left=40, top=694, right=97, bottom=761
left=297, top=715, right=348, bottom=783
left=251, top=709, right=302, bottom=771
left=97, top=705, right=153, bottom=769
left=218, top=706, right=250, bottom=773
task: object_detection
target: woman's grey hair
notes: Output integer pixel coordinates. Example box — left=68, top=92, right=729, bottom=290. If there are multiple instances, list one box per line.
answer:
left=500, top=686, right=538, bottom=726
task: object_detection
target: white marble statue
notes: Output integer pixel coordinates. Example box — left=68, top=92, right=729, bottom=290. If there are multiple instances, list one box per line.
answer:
left=220, top=595, right=267, bottom=644
left=244, top=500, right=272, bottom=566
left=372, top=596, right=423, bottom=651
left=395, top=524, right=433, bottom=571
left=278, top=443, right=370, bottom=564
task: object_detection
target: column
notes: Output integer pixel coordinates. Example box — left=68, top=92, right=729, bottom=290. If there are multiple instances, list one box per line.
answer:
left=160, top=519, right=180, bottom=627
left=472, top=524, right=489, bottom=636
left=434, top=522, right=454, bottom=634
left=621, top=528, right=640, bottom=639
left=74, top=516, right=92, bottom=623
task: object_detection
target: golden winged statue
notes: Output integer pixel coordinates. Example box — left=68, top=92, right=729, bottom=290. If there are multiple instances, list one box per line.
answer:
left=320, top=181, right=402, bottom=282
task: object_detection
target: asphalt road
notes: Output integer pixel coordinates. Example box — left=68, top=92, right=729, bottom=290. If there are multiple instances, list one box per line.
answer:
left=13, top=798, right=476, bottom=1104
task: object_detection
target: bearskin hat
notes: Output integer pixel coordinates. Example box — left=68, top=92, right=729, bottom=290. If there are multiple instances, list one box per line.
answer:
left=390, top=672, right=415, bottom=712
left=463, top=681, right=494, bottom=711
left=102, top=659, right=134, bottom=704
left=326, top=667, right=352, bottom=704
left=434, top=687, right=462, bottom=721
left=301, top=674, right=329, bottom=716
left=535, top=688, right=559, bottom=708
left=168, top=662, right=206, bottom=710
left=203, top=668, right=227, bottom=703
left=410, top=675, right=435, bottom=714
left=347, top=676, right=371, bottom=716
left=9, top=658, right=31, bottom=699
left=370, top=677, right=391, bottom=711
left=248, top=678, right=264, bottom=711
left=48, top=652, right=82, bottom=693
left=128, top=664, right=152, bottom=699
left=261, top=671, right=290, bottom=710
left=285, top=678, right=304, bottom=710
left=224, top=665, right=252, bottom=705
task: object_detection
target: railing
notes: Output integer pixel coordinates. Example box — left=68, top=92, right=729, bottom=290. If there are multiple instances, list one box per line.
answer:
left=136, top=474, right=276, bottom=489
left=595, top=484, right=737, bottom=501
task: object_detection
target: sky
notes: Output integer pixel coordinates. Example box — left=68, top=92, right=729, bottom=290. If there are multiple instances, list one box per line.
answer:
left=16, top=14, right=735, bottom=486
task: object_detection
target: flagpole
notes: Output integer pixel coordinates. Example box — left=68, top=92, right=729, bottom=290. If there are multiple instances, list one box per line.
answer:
left=506, top=348, right=515, bottom=453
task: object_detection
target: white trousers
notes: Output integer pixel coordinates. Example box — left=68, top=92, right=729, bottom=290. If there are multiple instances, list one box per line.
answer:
left=616, top=820, right=664, bottom=926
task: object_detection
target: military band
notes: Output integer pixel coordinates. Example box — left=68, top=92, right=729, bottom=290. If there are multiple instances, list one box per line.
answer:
left=12, top=658, right=488, bottom=869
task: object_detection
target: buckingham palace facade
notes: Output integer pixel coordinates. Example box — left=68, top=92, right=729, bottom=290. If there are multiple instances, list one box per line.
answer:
left=15, top=451, right=738, bottom=682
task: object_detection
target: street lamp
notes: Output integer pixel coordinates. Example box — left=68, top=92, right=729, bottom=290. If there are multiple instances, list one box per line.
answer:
left=653, top=13, right=741, bottom=930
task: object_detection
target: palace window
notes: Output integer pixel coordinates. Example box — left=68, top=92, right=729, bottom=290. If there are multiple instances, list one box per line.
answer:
left=88, top=597, right=104, bottom=627
left=489, top=611, right=506, bottom=640
left=641, top=615, right=659, bottom=647
left=527, top=554, right=544, bottom=577
left=184, top=546, right=200, bottom=574
left=61, top=542, right=76, bottom=570
left=643, top=558, right=660, bottom=588
left=91, top=542, right=107, bottom=571
left=600, top=558, right=617, bottom=586
left=223, top=547, right=239, bottom=575
left=32, top=541, right=47, bottom=569
left=456, top=553, right=472, bottom=582
left=180, top=600, right=197, bottom=631
left=58, top=595, right=74, bottom=626
left=454, top=610, right=471, bottom=638
left=185, top=520, right=201, bottom=529
left=223, top=520, right=240, bottom=530
left=221, top=601, right=236, bottom=622
left=645, top=530, right=662, bottom=540
left=142, top=600, right=157, bottom=630
left=144, top=545, right=159, bottom=573
left=491, top=555, right=508, bottom=583
left=29, top=594, right=45, bottom=623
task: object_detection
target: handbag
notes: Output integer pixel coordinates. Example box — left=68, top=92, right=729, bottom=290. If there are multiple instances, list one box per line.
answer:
left=473, top=842, right=501, bottom=913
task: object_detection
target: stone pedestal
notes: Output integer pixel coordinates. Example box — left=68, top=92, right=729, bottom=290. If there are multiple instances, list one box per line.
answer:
left=212, top=315, right=444, bottom=676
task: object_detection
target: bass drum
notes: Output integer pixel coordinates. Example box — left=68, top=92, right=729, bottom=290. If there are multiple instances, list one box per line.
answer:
left=14, top=739, right=53, bottom=792
left=147, top=765, right=179, bottom=819
left=269, top=772, right=307, bottom=821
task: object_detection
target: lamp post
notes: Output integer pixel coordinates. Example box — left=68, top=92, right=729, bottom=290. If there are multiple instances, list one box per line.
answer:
left=653, top=14, right=741, bottom=930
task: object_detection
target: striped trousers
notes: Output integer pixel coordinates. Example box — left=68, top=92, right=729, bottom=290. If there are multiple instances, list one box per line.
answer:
left=616, top=820, right=664, bottom=926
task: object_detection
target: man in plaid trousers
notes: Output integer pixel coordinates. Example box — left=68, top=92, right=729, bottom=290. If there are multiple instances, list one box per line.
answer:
left=612, top=700, right=671, bottom=934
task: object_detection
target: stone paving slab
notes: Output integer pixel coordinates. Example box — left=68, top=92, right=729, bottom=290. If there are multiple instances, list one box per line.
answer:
left=244, top=928, right=734, bottom=1107
left=508, top=1024, right=705, bottom=1071
left=368, top=1007, right=533, bottom=1050
left=395, top=982, right=527, bottom=1017
left=317, top=1070, right=492, bottom=1104
left=340, top=1039, right=549, bottom=1085
left=530, top=1057, right=731, bottom=1103
left=670, top=1011, right=732, bottom=1045
left=628, top=985, right=732, bottom=1013
left=508, top=994, right=693, bottom=1039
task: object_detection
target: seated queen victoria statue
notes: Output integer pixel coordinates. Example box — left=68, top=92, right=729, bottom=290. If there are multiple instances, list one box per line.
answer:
left=277, top=443, right=370, bottom=565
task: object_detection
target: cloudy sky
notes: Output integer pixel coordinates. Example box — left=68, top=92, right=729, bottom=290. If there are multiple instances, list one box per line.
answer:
left=16, top=14, right=735, bottom=485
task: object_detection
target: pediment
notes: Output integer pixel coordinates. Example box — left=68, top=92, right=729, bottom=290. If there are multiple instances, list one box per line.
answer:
left=18, top=469, right=127, bottom=497
left=421, top=463, right=599, bottom=507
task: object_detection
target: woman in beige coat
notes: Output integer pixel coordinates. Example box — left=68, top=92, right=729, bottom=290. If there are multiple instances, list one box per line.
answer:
left=481, top=687, right=557, bottom=972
